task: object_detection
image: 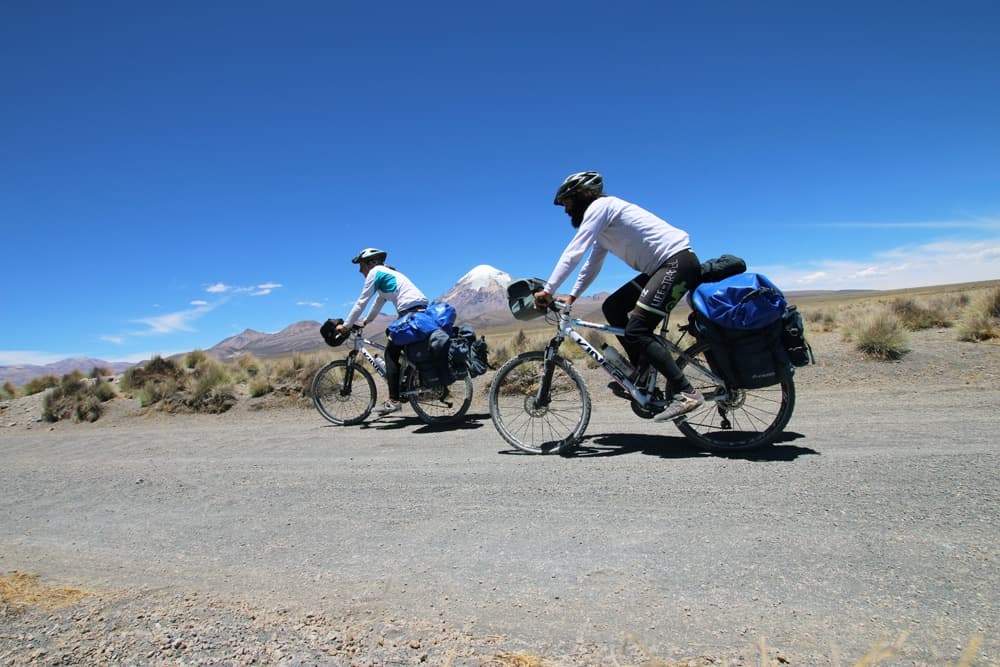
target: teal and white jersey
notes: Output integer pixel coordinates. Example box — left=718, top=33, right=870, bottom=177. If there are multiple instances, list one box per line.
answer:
left=344, top=266, right=429, bottom=328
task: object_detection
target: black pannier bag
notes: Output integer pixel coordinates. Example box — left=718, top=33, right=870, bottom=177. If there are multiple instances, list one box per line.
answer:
left=447, top=333, right=470, bottom=381
left=469, top=337, right=489, bottom=376
left=405, top=330, right=452, bottom=387
left=692, top=312, right=792, bottom=389
left=449, top=324, right=489, bottom=380
left=781, top=305, right=815, bottom=367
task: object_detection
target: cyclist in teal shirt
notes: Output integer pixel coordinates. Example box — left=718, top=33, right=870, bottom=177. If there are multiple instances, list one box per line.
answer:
left=338, top=248, right=429, bottom=415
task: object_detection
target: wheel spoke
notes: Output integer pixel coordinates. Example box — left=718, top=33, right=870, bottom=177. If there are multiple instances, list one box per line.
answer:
left=311, top=360, right=376, bottom=426
left=408, top=373, right=473, bottom=424
left=488, top=352, right=591, bottom=454
left=674, top=342, right=794, bottom=451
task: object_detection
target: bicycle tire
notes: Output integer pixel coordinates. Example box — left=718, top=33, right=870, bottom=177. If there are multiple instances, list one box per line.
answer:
left=488, top=351, right=591, bottom=454
left=311, top=359, right=377, bottom=426
left=406, top=371, right=473, bottom=424
left=673, top=340, right=795, bottom=452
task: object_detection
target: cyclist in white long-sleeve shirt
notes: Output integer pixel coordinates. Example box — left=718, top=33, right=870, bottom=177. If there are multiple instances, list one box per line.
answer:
left=337, top=247, right=429, bottom=415
left=533, top=171, right=704, bottom=421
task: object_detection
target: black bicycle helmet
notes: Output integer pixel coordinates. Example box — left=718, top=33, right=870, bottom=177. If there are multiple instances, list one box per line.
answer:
left=553, top=171, right=603, bottom=205
left=351, top=247, right=388, bottom=264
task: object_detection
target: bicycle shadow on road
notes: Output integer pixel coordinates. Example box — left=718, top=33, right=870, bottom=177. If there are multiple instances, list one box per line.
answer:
left=564, top=430, right=816, bottom=461
left=360, top=412, right=489, bottom=434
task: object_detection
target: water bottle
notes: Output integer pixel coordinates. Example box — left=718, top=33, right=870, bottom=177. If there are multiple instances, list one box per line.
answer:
left=601, top=343, right=633, bottom=376
left=373, top=355, right=386, bottom=373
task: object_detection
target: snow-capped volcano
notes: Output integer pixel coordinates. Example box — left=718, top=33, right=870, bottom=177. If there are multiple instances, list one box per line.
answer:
left=438, top=264, right=514, bottom=318
left=454, top=265, right=513, bottom=291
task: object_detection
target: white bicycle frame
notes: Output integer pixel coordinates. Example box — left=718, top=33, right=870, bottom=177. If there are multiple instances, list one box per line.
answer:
left=345, top=328, right=387, bottom=378
left=548, top=303, right=727, bottom=408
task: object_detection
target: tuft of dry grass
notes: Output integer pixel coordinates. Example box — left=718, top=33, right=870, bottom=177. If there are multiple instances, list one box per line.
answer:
left=0, top=572, right=94, bottom=611
left=184, top=349, right=209, bottom=369
left=190, top=358, right=231, bottom=401
left=843, top=307, right=910, bottom=360
left=803, top=308, right=837, bottom=332
left=890, top=297, right=953, bottom=330
left=42, top=374, right=117, bottom=423
left=248, top=378, right=274, bottom=397
left=957, top=286, right=1000, bottom=342
left=22, top=374, right=59, bottom=396
left=237, top=352, right=262, bottom=377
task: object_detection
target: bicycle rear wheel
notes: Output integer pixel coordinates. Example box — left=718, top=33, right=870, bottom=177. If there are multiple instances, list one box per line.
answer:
left=673, top=341, right=795, bottom=452
left=488, top=351, right=591, bottom=454
left=311, top=359, right=376, bottom=425
left=406, top=371, right=473, bottom=424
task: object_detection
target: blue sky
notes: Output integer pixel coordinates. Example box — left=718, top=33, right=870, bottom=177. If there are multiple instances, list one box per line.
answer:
left=2, top=1, right=998, bottom=366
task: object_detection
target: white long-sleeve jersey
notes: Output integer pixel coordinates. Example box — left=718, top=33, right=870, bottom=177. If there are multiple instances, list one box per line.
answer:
left=543, top=195, right=691, bottom=298
left=343, top=266, right=428, bottom=328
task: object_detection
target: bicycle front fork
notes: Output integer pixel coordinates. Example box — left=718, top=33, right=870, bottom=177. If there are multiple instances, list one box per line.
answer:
left=533, top=341, right=562, bottom=409
left=340, top=352, right=359, bottom=397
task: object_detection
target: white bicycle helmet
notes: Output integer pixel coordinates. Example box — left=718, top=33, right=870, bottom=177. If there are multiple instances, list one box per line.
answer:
left=553, top=171, right=603, bottom=205
left=351, top=247, right=388, bottom=264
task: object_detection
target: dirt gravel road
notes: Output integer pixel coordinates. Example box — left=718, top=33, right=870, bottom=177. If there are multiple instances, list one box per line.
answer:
left=2, top=329, right=999, bottom=665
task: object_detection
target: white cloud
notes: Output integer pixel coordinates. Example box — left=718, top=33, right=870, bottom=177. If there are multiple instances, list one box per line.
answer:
left=131, top=303, right=214, bottom=335
left=207, top=281, right=282, bottom=297
left=760, top=238, right=1000, bottom=291
left=190, top=300, right=208, bottom=306
left=100, top=335, right=125, bottom=345
left=297, top=301, right=324, bottom=308
left=251, top=282, right=283, bottom=297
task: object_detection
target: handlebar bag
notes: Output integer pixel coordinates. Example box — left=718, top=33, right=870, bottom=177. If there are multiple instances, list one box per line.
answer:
left=320, top=318, right=350, bottom=347
left=506, top=278, right=547, bottom=321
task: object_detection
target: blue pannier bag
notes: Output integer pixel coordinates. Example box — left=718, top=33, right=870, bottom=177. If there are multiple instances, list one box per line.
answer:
left=691, top=272, right=787, bottom=330
left=425, top=301, right=457, bottom=330
left=386, top=312, right=438, bottom=346
left=386, top=302, right=457, bottom=346
left=689, top=272, right=794, bottom=389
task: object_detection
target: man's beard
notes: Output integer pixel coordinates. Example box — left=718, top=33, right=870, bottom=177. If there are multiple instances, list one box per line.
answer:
left=567, top=200, right=588, bottom=228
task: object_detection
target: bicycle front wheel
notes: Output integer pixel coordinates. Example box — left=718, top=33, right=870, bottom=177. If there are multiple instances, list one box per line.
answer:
left=674, top=341, right=795, bottom=452
left=488, top=351, right=591, bottom=454
left=311, top=359, right=377, bottom=425
left=406, top=372, right=473, bottom=424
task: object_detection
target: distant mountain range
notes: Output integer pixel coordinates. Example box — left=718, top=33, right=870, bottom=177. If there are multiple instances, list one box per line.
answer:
left=0, top=359, right=135, bottom=388
left=0, top=265, right=554, bottom=385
